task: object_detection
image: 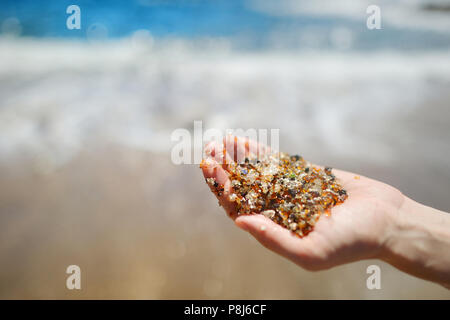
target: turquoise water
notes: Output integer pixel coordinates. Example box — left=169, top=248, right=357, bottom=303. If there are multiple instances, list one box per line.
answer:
left=1, top=0, right=450, bottom=50
left=0, top=0, right=273, bottom=38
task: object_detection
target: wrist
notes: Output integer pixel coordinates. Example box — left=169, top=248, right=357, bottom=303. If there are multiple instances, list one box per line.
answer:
left=379, top=195, right=417, bottom=261
left=375, top=192, right=408, bottom=261
left=379, top=195, right=450, bottom=287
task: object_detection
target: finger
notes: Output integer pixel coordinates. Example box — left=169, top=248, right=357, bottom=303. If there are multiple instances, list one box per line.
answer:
left=223, top=135, right=247, bottom=163
left=205, top=140, right=235, bottom=170
left=248, top=136, right=272, bottom=157
left=223, top=135, right=271, bottom=164
left=201, top=156, right=238, bottom=219
left=235, top=214, right=327, bottom=270
left=244, top=135, right=271, bottom=159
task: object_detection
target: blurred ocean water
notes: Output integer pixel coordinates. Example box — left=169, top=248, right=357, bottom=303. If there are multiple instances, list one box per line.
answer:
left=0, top=0, right=449, bottom=167
left=1, top=37, right=449, bottom=169
left=1, top=0, right=450, bottom=49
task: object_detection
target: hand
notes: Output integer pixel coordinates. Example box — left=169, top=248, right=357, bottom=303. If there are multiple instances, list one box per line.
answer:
left=201, top=135, right=405, bottom=271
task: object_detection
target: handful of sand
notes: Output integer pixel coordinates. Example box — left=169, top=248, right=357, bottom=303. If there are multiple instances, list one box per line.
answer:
left=204, top=152, right=348, bottom=237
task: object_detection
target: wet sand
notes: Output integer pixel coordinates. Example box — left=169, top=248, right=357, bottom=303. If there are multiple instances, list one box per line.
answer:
left=0, top=140, right=449, bottom=299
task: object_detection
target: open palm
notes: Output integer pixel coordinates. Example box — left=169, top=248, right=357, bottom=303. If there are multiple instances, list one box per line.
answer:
left=201, top=136, right=405, bottom=271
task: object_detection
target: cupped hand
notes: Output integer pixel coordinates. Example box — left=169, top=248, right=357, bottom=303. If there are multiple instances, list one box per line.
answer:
left=201, top=136, right=405, bottom=271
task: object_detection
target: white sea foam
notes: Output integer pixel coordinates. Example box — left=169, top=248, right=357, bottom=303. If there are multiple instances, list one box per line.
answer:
left=0, top=37, right=449, bottom=169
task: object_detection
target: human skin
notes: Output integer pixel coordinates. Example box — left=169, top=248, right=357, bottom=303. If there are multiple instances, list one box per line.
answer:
left=201, top=135, right=450, bottom=289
